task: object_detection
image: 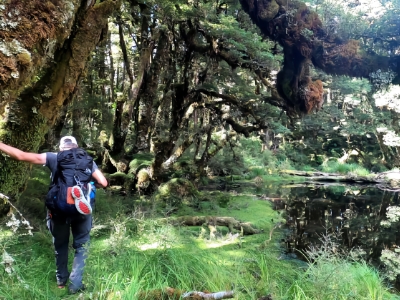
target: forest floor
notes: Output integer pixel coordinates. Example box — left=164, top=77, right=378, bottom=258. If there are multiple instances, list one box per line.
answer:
left=0, top=166, right=398, bottom=299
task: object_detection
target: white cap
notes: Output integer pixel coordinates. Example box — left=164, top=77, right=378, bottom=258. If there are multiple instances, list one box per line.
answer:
left=59, top=136, right=78, bottom=149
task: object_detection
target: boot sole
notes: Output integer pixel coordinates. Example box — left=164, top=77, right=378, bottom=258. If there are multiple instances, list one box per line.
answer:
left=71, top=186, right=92, bottom=215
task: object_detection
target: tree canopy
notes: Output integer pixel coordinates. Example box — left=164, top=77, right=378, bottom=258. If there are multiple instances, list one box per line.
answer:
left=1, top=0, right=400, bottom=201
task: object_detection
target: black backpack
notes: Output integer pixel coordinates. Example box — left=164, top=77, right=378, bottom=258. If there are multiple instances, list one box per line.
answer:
left=45, top=148, right=93, bottom=216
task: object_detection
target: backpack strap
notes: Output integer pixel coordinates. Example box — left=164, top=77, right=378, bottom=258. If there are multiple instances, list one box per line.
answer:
left=71, top=149, right=79, bottom=186
left=52, top=162, right=60, bottom=185
left=72, top=148, right=84, bottom=188
left=71, top=148, right=77, bottom=160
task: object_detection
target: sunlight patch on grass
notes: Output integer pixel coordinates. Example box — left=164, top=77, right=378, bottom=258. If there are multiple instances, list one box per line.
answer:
left=202, top=238, right=241, bottom=249
left=0, top=229, right=12, bottom=243
left=139, top=241, right=166, bottom=250
left=90, top=238, right=111, bottom=252
left=171, top=234, right=241, bottom=251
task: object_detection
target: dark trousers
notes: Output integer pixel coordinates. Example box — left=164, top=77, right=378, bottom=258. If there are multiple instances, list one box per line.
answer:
left=47, top=212, right=92, bottom=289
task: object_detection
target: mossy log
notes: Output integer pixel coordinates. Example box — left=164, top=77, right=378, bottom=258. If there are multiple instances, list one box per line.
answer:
left=129, top=153, right=154, bottom=174
left=106, top=172, right=136, bottom=194
left=280, top=169, right=383, bottom=183
left=280, top=170, right=400, bottom=191
left=281, top=182, right=375, bottom=188
left=171, top=216, right=260, bottom=235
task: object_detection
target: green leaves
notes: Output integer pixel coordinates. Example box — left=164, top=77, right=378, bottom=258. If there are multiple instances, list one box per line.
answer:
left=204, top=14, right=276, bottom=66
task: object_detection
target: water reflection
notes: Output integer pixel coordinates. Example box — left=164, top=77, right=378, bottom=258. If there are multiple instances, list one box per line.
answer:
left=262, top=182, right=400, bottom=281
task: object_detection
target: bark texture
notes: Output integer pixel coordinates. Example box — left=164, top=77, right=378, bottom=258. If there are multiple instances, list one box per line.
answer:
left=239, top=0, right=398, bottom=115
left=0, top=0, right=120, bottom=208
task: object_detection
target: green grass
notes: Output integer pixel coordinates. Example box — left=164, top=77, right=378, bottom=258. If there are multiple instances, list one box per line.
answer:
left=0, top=177, right=291, bottom=299
left=286, top=256, right=395, bottom=300
left=299, top=165, right=317, bottom=172
left=320, top=161, right=371, bottom=176
left=0, top=221, right=290, bottom=299
left=0, top=166, right=397, bottom=300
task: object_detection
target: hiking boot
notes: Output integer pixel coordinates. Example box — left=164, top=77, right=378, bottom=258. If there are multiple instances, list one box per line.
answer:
left=71, top=186, right=92, bottom=215
left=57, top=273, right=69, bottom=289
left=68, top=283, right=85, bottom=294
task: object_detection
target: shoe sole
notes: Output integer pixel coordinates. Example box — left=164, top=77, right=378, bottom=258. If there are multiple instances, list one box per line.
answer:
left=71, top=186, right=92, bottom=215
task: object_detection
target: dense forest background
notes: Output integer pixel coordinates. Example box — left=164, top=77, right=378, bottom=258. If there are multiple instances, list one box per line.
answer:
left=4, top=0, right=400, bottom=298
left=2, top=0, right=400, bottom=205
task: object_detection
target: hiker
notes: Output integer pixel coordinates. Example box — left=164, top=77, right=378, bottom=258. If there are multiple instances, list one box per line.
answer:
left=0, top=136, right=107, bottom=294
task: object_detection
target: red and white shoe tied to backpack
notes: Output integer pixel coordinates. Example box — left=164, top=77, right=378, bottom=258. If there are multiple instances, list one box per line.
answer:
left=71, top=185, right=92, bottom=215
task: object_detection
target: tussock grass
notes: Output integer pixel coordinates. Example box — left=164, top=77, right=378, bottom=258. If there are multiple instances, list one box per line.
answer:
left=286, top=257, right=394, bottom=300
left=321, top=161, right=371, bottom=176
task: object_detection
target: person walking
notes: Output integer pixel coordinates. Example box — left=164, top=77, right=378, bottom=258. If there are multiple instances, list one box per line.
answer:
left=0, top=136, right=107, bottom=294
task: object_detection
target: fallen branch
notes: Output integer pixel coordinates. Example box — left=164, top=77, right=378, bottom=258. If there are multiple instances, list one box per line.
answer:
left=279, top=170, right=382, bottom=183
left=0, top=193, right=33, bottom=235
left=265, top=222, right=282, bottom=244
left=282, top=182, right=363, bottom=188
left=280, top=170, right=338, bottom=177
left=138, top=287, right=234, bottom=299
left=376, top=184, right=400, bottom=192
left=182, top=290, right=234, bottom=299
left=170, top=216, right=260, bottom=235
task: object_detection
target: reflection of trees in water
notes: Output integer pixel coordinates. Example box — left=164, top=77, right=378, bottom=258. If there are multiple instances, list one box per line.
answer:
left=278, top=186, right=400, bottom=280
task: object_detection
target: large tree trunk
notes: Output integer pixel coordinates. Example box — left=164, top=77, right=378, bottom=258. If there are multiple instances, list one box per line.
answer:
left=0, top=0, right=119, bottom=209
left=135, top=30, right=169, bottom=153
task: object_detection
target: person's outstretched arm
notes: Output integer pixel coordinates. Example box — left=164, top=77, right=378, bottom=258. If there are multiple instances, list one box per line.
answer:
left=0, top=142, right=46, bottom=165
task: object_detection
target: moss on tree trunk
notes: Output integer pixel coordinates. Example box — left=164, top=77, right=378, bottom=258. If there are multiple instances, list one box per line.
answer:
left=239, top=0, right=398, bottom=115
left=0, top=0, right=120, bottom=213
